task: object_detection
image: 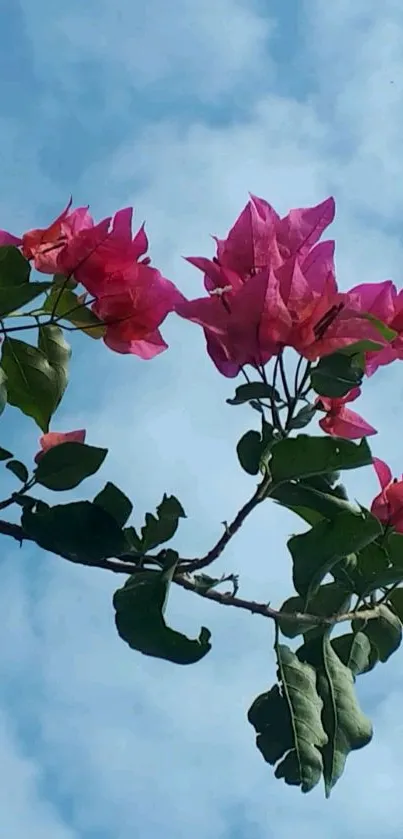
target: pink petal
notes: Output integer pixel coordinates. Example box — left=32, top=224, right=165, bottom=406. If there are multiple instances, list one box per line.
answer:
left=373, top=457, right=393, bottom=490
left=105, top=327, right=168, bottom=358
left=0, top=231, right=22, bottom=246
left=348, top=280, right=397, bottom=322
left=277, top=197, right=336, bottom=260
left=301, top=241, right=337, bottom=296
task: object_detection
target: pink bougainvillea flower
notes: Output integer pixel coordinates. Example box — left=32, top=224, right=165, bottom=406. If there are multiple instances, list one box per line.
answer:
left=266, top=256, right=384, bottom=361
left=93, top=263, right=184, bottom=358
left=371, top=458, right=403, bottom=533
left=58, top=207, right=151, bottom=292
left=5, top=200, right=95, bottom=274
left=316, top=387, right=377, bottom=440
left=34, top=429, right=86, bottom=463
left=346, top=280, right=403, bottom=376
left=176, top=269, right=291, bottom=377
left=187, top=195, right=336, bottom=288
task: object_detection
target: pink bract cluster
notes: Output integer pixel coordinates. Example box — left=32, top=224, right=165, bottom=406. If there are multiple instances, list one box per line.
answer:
left=3, top=194, right=403, bottom=529
left=0, top=201, right=184, bottom=359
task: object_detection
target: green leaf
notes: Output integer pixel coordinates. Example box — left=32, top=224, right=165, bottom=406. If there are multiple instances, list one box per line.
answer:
left=94, top=482, right=133, bottom=528
left=0, top=282, right=51, bottom=317
left=388, top=588, right=403, bottom=622
left=335, top=541, right=391, bottom=596
left=22, top=500, right=127, bottom=562
left=113, top=570, right=211, bottom=664
left=0, top=368, right=7, bottom=416
left=1, top=338, right=64, bottom=432
left=352, top=605, right=402, bottom=663
left=385, top=532, right=403, bottom=567
left=311, top=352, right=364, bottom=398
left=248, top=644, right=327, bottom=793
left=124, top=526, right=143, bottom=553
left=140, top=494, right=186, bottom=552
left=0, top=247, right=30, bottom=285
left=319, top=637, right=373, bottom=796
left=236, top=430, right=262, bottom=475
left=289, top=509, right=382, bottom=601
left=38, top=324, right=71, bottom=412
left=34, top=442, right=107, bottom=491
left=288, top=404, right=317, bottom=430
left=0, top=446, right=12, bottom=461
left=227, top=382, right=281, bottom=406
left=272, top=480, right=358, bottom=524
left=52, top=273, right=78, bottom=291
left=5, top=459, right=28, bottom=483
left=279, top=583, right=351, bottom=639
left=44, top=288, right=105, bottom=339
left=270, top=436, right=372, bottom=483
left=358, top=312, right=397, bottom=342
left=338, top=340, right=384, bottom=356
left=331, top=632, right=373, bottom=677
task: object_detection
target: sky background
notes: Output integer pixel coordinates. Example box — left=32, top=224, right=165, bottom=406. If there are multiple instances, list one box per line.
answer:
left=0, top=0, right=403, bottom=836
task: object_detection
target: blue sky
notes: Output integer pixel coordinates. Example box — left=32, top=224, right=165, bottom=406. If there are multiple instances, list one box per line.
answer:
left=1, top=0, right=403, bottom=836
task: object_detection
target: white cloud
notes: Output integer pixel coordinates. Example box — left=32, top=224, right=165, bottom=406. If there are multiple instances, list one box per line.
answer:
left=20, top=0, right=275, bottom=102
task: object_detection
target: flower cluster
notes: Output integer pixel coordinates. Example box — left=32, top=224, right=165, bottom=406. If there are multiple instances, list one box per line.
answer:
left=4, top=193, right=403, bottom=535
left=0, top=201, right=184, bottom=359
left=175, top=195, right=387, bottom=374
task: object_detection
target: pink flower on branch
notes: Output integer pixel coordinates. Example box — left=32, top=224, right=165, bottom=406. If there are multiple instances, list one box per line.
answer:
left=178, top=193, right=385, bottom=375
left=371, top=458, right=403, bottom=533
left=316, top=387, right=377, bottom=440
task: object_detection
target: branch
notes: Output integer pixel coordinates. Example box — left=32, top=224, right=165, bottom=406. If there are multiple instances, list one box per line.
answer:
left=174, top=573, right=383, bottom=627
left=182, top=480, right=269, bottom=572
left=0, top=517, right=384, bottom=628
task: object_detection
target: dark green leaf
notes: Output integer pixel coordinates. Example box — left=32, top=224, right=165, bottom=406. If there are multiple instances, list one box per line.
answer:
left=270, top=436, right=372, bottom=483
left=34, top=442, right=107, bottom=491
left=113, top=570, right=211, bottom=664
left=140, top=494, right=186, bottom=551
left=0, top=282, right=51, bottom=317
left=288, top=404, right=317, bottom=430
left=279, top=583, right=351, bottom=639
left=0, top=247, right=30, bottom=285
left=289, top=509, right=381, bottom=601
left=352, top=605, right=402, bottom=663
left=22, top=500, right=127, bottom=562
left=331, top=632, right=373, bottom=677
left=388, top=588, right=403, bottom=622
left=248, top=644, right=327, bottom=793
left=236, top=430, right=262, bottom=475
left=52, top=273, right=78, bottom=290
left=124, top=526, right=143, bottom=553
left=311, top=352, right=363, bottom=398
left=227, top=382, right=281, bottom=406
left=0, top=446, right=12, bottom=461
left=94, top=482, right=133, bottom=528
left=1, top=338, right=63, bottom=431
left=272, top=481, right=358, bottom=525
left=340, top=541, right=390, bottom=596
left=385, top=532, right=403, bottom=568
left=6, top=459, right=28, bottom=483
left=44, top=288, right=105, bottom=339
